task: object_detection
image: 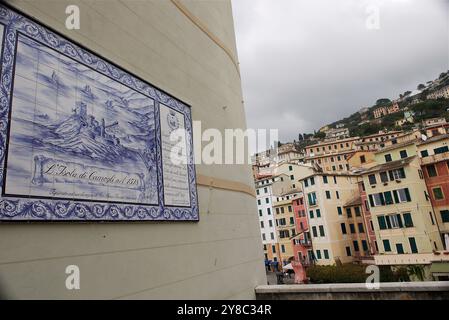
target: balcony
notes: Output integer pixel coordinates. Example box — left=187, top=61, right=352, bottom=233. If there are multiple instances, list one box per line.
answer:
left=420, top=152, right=449, bottom=165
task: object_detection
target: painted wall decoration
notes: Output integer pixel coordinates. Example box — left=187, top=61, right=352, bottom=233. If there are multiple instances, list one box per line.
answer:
left=0, top=5, right=198, bottom=221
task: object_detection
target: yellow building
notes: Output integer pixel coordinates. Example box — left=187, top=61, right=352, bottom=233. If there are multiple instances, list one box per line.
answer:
left=361, top=142, right=444, bottom=266
left=273, top=190, right=301, bottom=264
left=303, top=137, right=359, bottom=172
left=299, top=172, right=363, bottom=265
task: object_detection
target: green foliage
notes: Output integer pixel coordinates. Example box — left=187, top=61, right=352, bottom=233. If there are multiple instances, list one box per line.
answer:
left=307, top=264, right=410, bottom=284
left=376, top=98, right=391, bottom=106
left=407, top=265, right=425, bottom=281
left=349, top=122, right=383, bottom=137
left=410, top=98, right=449, bottom=122
left=314, top=131, right=325, bottom=139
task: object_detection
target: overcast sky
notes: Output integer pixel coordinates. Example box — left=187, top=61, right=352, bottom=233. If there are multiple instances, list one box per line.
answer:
left=232, top=0, right=449, bottom=142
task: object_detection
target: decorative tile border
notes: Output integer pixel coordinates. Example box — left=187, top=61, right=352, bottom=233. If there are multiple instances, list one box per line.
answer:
left=0, top=5, right=198, bottom=221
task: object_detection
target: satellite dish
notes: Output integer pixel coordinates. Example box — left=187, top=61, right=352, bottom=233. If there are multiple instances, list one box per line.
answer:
left=421, top=134, right=428, bottom=141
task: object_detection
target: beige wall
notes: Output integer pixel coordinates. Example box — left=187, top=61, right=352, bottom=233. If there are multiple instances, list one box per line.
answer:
left=0, top=0, right=266, bottom=299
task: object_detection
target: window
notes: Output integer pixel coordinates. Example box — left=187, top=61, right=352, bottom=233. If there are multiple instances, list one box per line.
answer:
left=390, top=168, right=406, bottom=180
left=281, top=207, right=285, bottom=214
left=304, top=179, right=309, bottom=187
left=271, top=233, right=274, bottom=240
left=370, top=193, right=385, bottom=207
left=312, top=226, right=318, bottom=237
left=403, top=213, right=414, bottom=227
left=308, top=192, right=317, bottom=206
left=265, top=198, right=269, bottom=204
left=383, top=239, right=391, bottom=252
left=358, top=223, right=364, bottom=233
left=355, top=207, right=361, bottom=216
left=281, top=245, right=285, bottom=253
left=316, top=209, right=321, bottom=218
left=276, top=208, right=280, bottom=214
left=289, top=217, right=294, bottom=225
left=290, top=175, right=294, bottom=180
left=319, top=225, right=325, bottom=237
left=289, top=165, right=293, bottom=171
left=269, top=220, right=273, bottom=227
left=346, top=246, right=351, bottom=256
left=362, top=240, right=368, bottom=252
left=353, top=241, right=360, bottom=252
left=258, top=210, right=262, bottom=217
left=360, top=155, right=366, bottom=163
left=257, top=199, right=261, bottom=205
left=267, top=208, right=271, bottom=215
left=337, top=206, right=342, bottom=215
left=384, top=191, right=394, bottom=205
left=256, top=189, right=259, bottom=195
left=385, top=154, right=392, bottom=162
left=409, top=237, right=418, bottom=253
left=368, top=174, right=377, bottom=185
left=262, top=234, right=266, bottom=241
left=399, top=150, right=408, bottom=159
left=323, top=249, right=329, bottom=259
left=434, top=146, right=449, bottom=154
left=326, top=191, right=331, bottom=199
left=316, top=250, right=322, bottom=259
left=433, top=187, right=444, bottom=200
left=336, top=191, right=340, bottom=199
left=264, top=187, right=268, bottom=193
left=426, top=165, right=437, bottom=177
left=260, top=221, right=264, bottom=228
left=349, top=224, right=356, bottom=234
left=288, top=205, right=292, bottom=212
left=420, top=150, right=429, bottom=158
left=396, top=188, right=411, bottom=203
left=272, top=245, right=276, bottom=253
left=310, top=177, right=315, bottom=185
left=333, top=176, right=337, bottom=184
left=441, top=210, right=449, bottom=223
left=309, top=210, right=314, bottom=219
left=341, top=223, right=347, bottom=234
left=378, top=216, right=387, bottom=230
left=323, top=176, right=328, bottom=184
left=429, top=211, right=435, bottom=225
left=346, top=208, right=352, bottom=218
left=380, top=171, right=389, bottom=183
left=396, top=243, right=404, bottom=254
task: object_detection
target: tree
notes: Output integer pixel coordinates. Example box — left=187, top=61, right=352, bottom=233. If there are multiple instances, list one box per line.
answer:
left=417, top=83, right=425, bottom=90
left=376, top=98, right=391, bottom=106
left=314, top=131, right=325, bottom=139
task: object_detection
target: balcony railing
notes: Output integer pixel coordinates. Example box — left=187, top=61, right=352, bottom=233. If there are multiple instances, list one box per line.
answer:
left=420, top=152, right=449, bottom=165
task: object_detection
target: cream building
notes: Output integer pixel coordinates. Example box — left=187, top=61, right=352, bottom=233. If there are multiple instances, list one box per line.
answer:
left=0, top=0, right=266, bottom=299
left=299, top=172, right=363, bottom=265
left=361, top=143, right=444, bottom=266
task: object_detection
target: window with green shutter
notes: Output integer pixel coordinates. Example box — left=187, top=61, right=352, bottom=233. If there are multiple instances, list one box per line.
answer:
left=403, top=213, right=414, bottom=227
left=396, top=243, right=404, bottom=254
left=393, top=190, right=399, bottom=203
left=337, top=206, right=342, bottom=215
left=383, top=239, right=391, bottom=252
left=378, top=216, right=387, bottom=230
left=362, top=240, right=368, bottom=251
left=319, top=225, right=325, bottom=237
left=409, top=237, right=418, bottom=253
left=396, top=214, right=403, bottom=228
left=353, top=241, right=360, bottom=252
left=384, top=191, right=394, bottom=205
left=323, top=249, right=329, bottom=259
left=441, top=210, right=449, bottom=223
left=309, top=210, right=314, bottom=219
left=312, top=226, right=318, bottom=237
left=316, top=209, right=321, bottom=218
left=316, top=250, right=321, bottom=259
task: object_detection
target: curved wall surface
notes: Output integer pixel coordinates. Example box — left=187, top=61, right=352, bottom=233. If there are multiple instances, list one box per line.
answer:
left=0, top=0, right=266, bottom=299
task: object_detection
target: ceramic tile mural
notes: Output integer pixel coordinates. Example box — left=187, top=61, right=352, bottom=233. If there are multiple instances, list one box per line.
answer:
left=0, top=5, right=198, bottom=221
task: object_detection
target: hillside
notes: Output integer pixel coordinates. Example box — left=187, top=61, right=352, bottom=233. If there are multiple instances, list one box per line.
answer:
left=320, top=70, right=449, bottom=138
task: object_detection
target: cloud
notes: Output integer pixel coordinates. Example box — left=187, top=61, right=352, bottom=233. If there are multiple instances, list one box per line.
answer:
left=232, top=0, right=449, bottom=141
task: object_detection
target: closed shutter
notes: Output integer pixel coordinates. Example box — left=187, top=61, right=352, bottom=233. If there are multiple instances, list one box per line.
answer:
left=393, top=190, right=399, bottom=203
left=378, top=216, right=387, bottom=230
left=396, top=214, right=403, bottom=228
left=404, top=188, right=411, bottom=202
left=369, top=195, right=375, bottom=207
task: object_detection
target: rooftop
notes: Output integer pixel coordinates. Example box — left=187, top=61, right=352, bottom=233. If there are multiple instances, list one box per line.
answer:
left=363, top=156, right=416, bottom=174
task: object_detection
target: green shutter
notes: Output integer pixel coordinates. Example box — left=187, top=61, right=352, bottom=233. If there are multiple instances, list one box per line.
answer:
left=409, top=237, right=418, bottom=253
left=384, top=191, right=393, bottom=205
left=369, top=195, right=375, bottom=207
left=378, top=216, right=386, bottom=230
left=393, top=190, right=399, bottom=203
left=403, top=213, right=413, bottom=227
left=383, top=239, right=391, bottom=252
left=396, top=214, right=403, bottom=228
